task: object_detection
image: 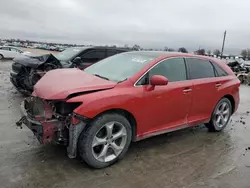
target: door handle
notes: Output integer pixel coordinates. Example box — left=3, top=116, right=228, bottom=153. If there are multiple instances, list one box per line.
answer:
left=183, top=88, right=192, bottom=94
left=215, top=83, right=222, bottom=88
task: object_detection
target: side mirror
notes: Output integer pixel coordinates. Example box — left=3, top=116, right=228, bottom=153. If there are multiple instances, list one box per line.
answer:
left=73, top=57, right=81, bottom=65
left=150, top=75, right=168, bottom=86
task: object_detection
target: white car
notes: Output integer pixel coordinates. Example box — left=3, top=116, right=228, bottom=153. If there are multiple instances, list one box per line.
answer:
left=0, top=46, right=30, bottom=60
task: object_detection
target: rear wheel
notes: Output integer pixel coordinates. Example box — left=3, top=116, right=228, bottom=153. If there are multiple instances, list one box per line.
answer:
left=0, top=54, right=3, bottom=60
left=78, top=113, right=132, bottom=169
left=205, top=98, right=232, bottom=132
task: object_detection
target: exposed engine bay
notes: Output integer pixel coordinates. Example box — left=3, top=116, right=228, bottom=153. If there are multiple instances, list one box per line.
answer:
left=17, top=97, right=84, bottom=146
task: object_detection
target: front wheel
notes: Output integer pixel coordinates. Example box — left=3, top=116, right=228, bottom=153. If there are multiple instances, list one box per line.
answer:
left=205, top=98, right=232, bottom=132
left=78, top=113, right=132, bottom=169
left=0, top=54, right=3, bottom=60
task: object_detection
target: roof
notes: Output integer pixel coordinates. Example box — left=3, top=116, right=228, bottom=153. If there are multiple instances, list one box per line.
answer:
left=68, top=46, right=130, bottom=51
left=126, top=51, right=183, bottom=56
left=123, top=51, right=209, bottom=59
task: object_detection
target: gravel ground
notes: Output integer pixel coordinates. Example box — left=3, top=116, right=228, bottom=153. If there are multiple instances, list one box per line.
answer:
left=0, top=54, right=250, bottom=188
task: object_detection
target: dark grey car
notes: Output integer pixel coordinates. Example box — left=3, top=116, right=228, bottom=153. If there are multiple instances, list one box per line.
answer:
left=10, top=46, right=129, bottom=95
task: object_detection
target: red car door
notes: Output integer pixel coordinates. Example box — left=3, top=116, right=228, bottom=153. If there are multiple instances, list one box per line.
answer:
left=136, top=58, right=193, bottom=137
left=185, top=58, right=226, bottom=125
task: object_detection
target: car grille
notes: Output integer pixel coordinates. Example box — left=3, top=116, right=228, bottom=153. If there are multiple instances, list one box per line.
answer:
left=12, top=62, right=23, bottom=73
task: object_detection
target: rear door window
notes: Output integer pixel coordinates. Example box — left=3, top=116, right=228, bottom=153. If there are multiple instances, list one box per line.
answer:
left=186, top=58, right=215, bottom=79
left=2, top=47, right=10, bottom=51
left=116, top=50, right=126, bottom=55
left=106, top=50, right=118, bottom=57
left=10, top=48, right=19, bottom=52
left=81, top=50, right=106, bottom=63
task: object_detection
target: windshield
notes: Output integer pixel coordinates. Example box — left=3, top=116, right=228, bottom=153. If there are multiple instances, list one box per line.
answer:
left=84, top=52, right=157, bottom=82
left=54, top=48, right=82, bottom=61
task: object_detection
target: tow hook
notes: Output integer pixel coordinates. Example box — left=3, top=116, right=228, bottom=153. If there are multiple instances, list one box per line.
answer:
left=16, top=116, right=25, bottom=129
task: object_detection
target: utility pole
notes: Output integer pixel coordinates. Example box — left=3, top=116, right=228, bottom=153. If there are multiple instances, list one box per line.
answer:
left=221, top=30, right=227, bottom=58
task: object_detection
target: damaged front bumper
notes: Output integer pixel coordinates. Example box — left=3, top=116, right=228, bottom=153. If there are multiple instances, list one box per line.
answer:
left=17, top=97, right=89, bottom=158
left=18, top=99, right=60, bottom=144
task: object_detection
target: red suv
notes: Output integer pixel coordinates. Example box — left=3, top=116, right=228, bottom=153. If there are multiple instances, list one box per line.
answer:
left=18, top=51, right=240, bottom=168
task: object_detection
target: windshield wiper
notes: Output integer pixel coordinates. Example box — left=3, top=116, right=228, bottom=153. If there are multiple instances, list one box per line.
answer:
left=117, top=78, right=128, bottom=83
left=93, top=74, right=110, bottom=80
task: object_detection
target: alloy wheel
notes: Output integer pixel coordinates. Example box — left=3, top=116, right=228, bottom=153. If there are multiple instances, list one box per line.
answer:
left=92, top=121, right=127, bottom=163
left=214, top=101, right=230, bottom=128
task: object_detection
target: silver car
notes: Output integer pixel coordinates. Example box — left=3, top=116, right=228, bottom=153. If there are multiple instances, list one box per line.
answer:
left=0, top=46, right=30, bottom=60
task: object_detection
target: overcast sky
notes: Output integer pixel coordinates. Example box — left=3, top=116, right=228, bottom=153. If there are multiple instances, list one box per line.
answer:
left=0, top=0, right=249, bottom=54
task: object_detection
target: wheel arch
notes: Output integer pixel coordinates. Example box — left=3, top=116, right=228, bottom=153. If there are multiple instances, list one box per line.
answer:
left=222, top=94, right=235, bottom=114
left=90, top=108, right=137, bottom=141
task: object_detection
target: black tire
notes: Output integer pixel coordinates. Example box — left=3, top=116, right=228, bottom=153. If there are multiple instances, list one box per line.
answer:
left=78, top=113, right=132, bottom=169
left=0, top=54, right=3, bottom=60
left=205, top=98, right=232, bottom=132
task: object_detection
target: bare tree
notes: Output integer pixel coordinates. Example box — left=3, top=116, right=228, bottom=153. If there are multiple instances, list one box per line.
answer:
left=168, top=48, right=175, bottom=52
left=213, top=49, right=221, bottom=56
left=241, top=49, right=247, bottom=58
left=247, top=49, right=250, bottom=58
left=124, top=44, right=129, bottom=49
left=164, top=46, right=169, bottom=51
left=196, top=49, right=206, bottom=55
left=207, top=50, right=211, bottom=56
left=241, top=49, right=250, bottom=59
left=178, top=47, right=188, bottom=53
left=132, top=44, right=141, bottom=51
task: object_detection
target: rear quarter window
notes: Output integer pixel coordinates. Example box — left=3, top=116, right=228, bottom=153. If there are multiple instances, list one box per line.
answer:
left=212, top=62, right=228, bottom=77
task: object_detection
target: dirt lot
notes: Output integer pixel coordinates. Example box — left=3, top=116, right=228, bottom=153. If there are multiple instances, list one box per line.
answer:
left=0, top=52, right=250, bottom=188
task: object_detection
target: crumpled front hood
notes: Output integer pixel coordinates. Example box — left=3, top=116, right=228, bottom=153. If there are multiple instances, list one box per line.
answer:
left=13, top=54, right=61, bottom=68
left=33, top=68, right=116, bottom=100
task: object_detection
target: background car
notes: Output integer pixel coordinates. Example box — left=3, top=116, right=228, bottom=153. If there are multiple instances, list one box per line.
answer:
left=18, top=51, right=240, bottom=168
left=0, top=46, right=30, bottom=59
left=10, top=46, right=129, bottom=95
